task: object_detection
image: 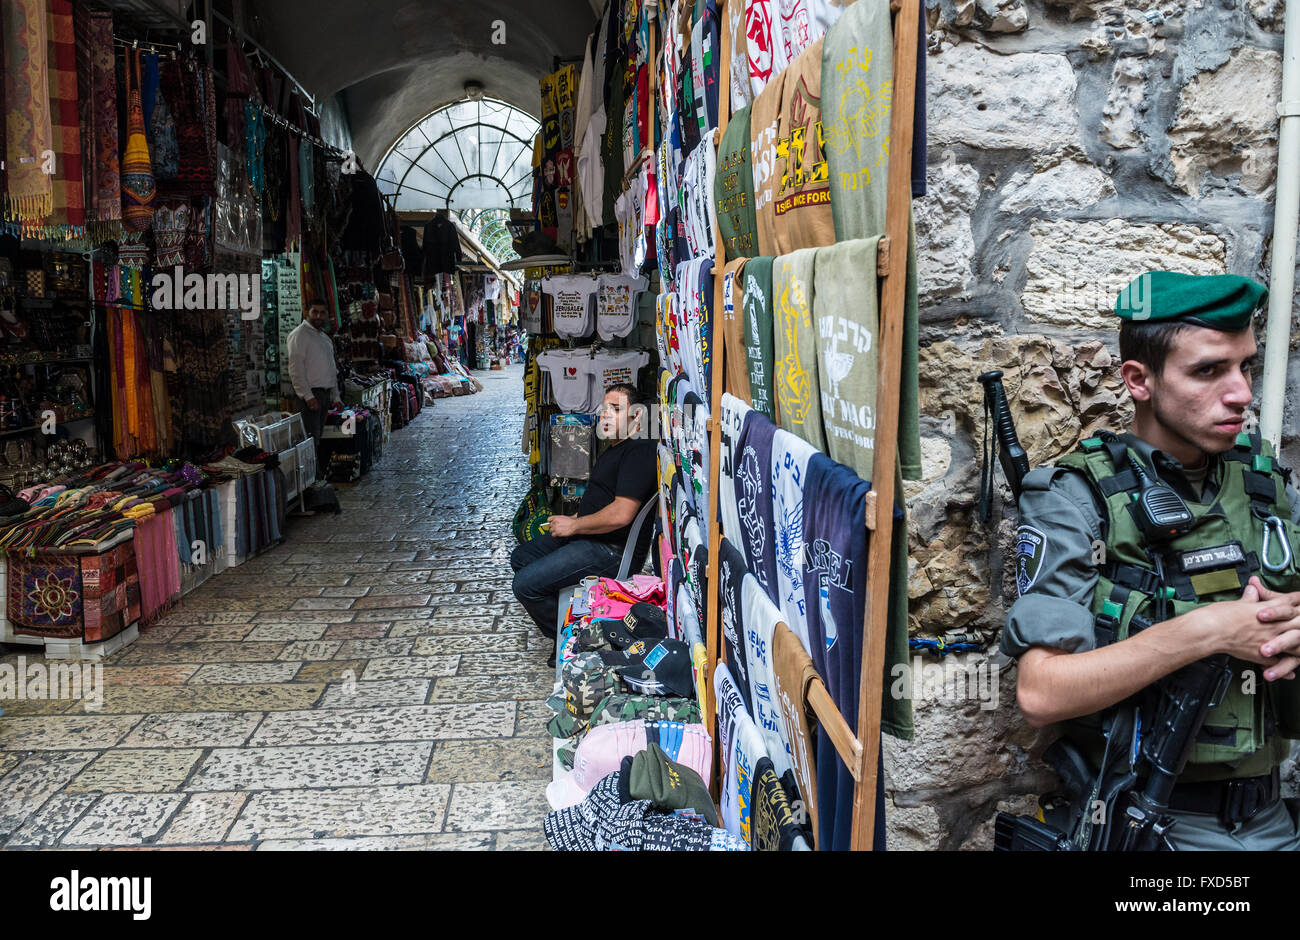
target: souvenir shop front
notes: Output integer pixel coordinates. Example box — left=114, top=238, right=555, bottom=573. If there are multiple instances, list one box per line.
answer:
left=513, top=0, right=927, bottom=851
left=0, top=0, right=464, bottom=657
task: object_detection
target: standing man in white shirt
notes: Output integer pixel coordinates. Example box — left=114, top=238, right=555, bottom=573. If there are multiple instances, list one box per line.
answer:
left=286, top=298, right=343, bottom=453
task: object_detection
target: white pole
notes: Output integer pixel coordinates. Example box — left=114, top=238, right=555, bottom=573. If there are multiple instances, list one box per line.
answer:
left=1261, top=0, right=1300, bottom=450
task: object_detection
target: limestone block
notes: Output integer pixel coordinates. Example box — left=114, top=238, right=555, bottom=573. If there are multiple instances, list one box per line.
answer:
left=1168, top=47, right=1282, bottom=197
left=1022, top=219, right=1226, bottom=330
left=1000, top=158, right=1116, bottom=213
left=929, top=45, right=1081, bottom=150
left=915, top=161, right=981, bottom=302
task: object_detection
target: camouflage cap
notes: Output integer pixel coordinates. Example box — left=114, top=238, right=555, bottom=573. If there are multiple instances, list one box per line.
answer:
left=570, top=619, right=614, bottom=653
left=546, top=652, right=620, bottom=739
left=587, top=692, right=703, bottom=730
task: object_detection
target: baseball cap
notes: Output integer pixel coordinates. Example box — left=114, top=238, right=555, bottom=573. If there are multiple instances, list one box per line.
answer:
left=587, top=692, right=703, bottom=729
left=545, top=652, right=620, bottom=738
left=598, top=602, right=670, bottom=650
left=599, top=638, right=695, bottom=697
left=545, top=721, right=650, bottom=810
left=619, top=740, right=718, bottom=826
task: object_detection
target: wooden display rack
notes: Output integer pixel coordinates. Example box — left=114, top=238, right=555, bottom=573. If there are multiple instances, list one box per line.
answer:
left=691, top=0, right=921, bottom=850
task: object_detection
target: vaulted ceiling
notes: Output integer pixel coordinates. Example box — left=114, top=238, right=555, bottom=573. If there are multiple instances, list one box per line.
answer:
left=247, top=0, right=598, bottom=170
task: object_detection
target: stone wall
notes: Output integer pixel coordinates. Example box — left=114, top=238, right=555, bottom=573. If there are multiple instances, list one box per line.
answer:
left=886, top=0, right=1299, bottom=849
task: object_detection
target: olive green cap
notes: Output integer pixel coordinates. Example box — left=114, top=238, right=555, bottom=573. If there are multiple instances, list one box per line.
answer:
left=1114, top=271, right=1268, bottom=330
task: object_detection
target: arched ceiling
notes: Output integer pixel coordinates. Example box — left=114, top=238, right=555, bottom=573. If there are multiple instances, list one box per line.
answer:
left=247, top=0, right=598, bottom=169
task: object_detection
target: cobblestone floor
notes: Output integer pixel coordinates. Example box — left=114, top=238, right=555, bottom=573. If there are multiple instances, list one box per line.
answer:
left=0, top=364, right=556, bottom=850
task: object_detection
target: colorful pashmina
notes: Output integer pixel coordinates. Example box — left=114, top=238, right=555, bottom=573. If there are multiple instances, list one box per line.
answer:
left=79, top=10, right=120, bottom=235
left=3, top=0, right=53, bottom=225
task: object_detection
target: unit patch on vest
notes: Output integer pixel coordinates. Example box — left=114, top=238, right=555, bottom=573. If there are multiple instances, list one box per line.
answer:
left=1178, top=542, right=1246, bottom=573
left=1016, top=525, right=1047, bottom=596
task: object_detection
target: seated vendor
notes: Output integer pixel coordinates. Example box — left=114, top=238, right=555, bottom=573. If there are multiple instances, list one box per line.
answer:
left=511, top=383, right=656, bottom=663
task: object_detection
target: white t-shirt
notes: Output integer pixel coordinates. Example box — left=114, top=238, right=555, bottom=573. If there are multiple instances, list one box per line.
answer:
left=713, top=663, right=748, bottom=841
left=719, top=392, right=752, bottom=544
left=484, top=275, right=501, bottom=303
left=771, top=428, right=816, bottom=653
left=542, top=275, right=597, bottom=339
left=535, top=348, right=598, bottom=413
left=588, top=348, right=649, bottom=401
left=779, top=0, right=841, bottom=64
left=741, top=572, right=795, bottom=778
left=595, top=274, right=648, bottom=341
left=746, top=0, right=789, bottom=99
left=615, top=190, right=637, bottom=278
left=727, top=0, right=753, bottom=112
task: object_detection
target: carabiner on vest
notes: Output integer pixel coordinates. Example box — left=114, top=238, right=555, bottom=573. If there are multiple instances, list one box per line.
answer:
left=1256, top=510, right=1293, bottom=573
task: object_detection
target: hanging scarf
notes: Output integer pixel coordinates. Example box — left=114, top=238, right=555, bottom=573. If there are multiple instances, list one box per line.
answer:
left=3, top=0, right=53, bottom=225
left=224, top=35, right=253, bottom=150
left=158, top=52, right=214, bottom=196
left=149, top=83, right=179, bottom=180
left=298, top=133, right=314, bottom=218
left=120, top=50, right=156, bottom=233
left=285, top=133, right=301, bottom=247
left=43, top=0, right=82, bottom=238
left=80, top=10, right=119, bottom=236
left=245, top=99, right=265, bottom=194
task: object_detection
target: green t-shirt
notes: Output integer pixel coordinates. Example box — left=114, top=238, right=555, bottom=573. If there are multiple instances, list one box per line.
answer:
left=715, top=105, right=759, bottom=261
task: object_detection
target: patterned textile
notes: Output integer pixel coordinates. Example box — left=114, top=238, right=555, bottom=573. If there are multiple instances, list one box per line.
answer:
left=44, top=0, right=82, bottom=235
left=79, top=10, right=120, bottom=233
left=120, top=50, right=156, bottom=233
left=149, top=86, right=179, bottom=179
left=2, top=0, right=53, bottom=224
left=7, top=541, right=139, bottom=642
left=158, top=53, right=215, bottom=197
left=153, top=202, right=189, bottom=267
left=80, top=540, right=140, bottom=642
left=134, top=508, right=179, bottom=626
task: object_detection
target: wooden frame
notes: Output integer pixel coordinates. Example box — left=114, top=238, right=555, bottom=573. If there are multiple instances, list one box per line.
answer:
left=696, top=0, right=920, bottom=850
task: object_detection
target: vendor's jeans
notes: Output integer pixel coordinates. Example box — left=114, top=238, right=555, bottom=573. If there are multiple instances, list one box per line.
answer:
left=510, top=534, right=623, bottom=638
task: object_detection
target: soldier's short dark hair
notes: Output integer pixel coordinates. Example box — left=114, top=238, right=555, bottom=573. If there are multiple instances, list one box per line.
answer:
left=604, top=382, right=640, bottom=406
left=1119, top=320, right=1197, bottom=375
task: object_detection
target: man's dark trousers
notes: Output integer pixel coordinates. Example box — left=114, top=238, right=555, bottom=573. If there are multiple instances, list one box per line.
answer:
left=298, top=388, right=332, bottom=481
left=510, top=534, right=623, bottom=637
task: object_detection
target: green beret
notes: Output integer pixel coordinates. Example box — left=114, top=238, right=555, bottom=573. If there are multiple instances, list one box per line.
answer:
left=1114, top=271, right=1268, bottom=331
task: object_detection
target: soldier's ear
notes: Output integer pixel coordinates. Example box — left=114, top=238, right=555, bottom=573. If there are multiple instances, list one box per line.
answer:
left=1120, top=359, right=1154, bottom=402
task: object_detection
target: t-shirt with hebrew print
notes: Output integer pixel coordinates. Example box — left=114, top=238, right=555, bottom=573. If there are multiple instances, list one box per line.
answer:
left=589, top=348, right=651, bottom=401
left=522, top=281, right=545, bottom=334
left=746, top=0, right=789, bottom=100
left=772, top=248, right=825, bottom=451
left=750, top=65, right=786, bottom=258
left=542, top=275, right=597, bottom=339
left=596, top=274, right=649, bottom=341
left=772, top=38, right=833, bottom=255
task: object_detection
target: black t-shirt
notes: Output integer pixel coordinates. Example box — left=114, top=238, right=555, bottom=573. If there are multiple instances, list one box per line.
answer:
left=578, top=437, right=657, bottom=546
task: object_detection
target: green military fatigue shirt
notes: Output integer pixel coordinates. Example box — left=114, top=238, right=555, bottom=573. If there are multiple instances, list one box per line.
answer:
left=1001, top=432, right=1300, bottom=659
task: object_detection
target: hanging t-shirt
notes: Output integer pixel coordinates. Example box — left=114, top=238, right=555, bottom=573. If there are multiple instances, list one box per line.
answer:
left=719, top=392, right=751, bottom=544
left=678, top=386, right=710, bottom=513
left=750, top=66, right=786, bottom=257
left=684, top=512, right=710, bottom=614
left=615, top=189, right=637, bottom=277
left=742, top=571, right=795, bottom=778
left=773, top=38, right=834, bottom=254
left=722, top=258, right=752, bottom=404
left=733, top=408, right=778, bottom=596
left=714, top=663, right=747, bottom=838
left=750, top=756, right=812, bottom=850
left=725, top=0, right=753, bottom=112
left=522, top=281, right=544, bottom=334
left=770, top=427, right=816, bottom=653
left=746, top=0, right=789, bottom=99
left=536, top=348, right=598, bottom=413
left=741, top=257, right=776, bottom=420
left=589, top=348, right=651, bottom=398
left=542, top=275, right=597, bottom=339
left=813, top=236, right=881, bottom=480
left=596, top=273, right=648, bottom=341
left=716, top=106, right=760, bottom=262
left=821, top=0, right=921, bottom=482
left=719, top=536, right=754, bottom=716
left=778, top=0, right=841, bottom=65
left=772, top=620, right=820, bottom=840
left=732, top=699, right=769, bottom=847
left=772, top=248, right=825, bottom=451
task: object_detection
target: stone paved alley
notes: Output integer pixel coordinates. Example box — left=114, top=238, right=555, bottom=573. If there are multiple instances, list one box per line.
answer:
left=0, top=366, right=557, bottom=850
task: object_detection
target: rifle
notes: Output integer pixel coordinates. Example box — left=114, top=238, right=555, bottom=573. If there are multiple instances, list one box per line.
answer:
left=978, top=371, right=1030, bottom=520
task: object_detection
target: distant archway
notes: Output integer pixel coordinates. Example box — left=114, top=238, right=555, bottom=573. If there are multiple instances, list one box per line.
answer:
left=375, top=98, right=539, bottom=212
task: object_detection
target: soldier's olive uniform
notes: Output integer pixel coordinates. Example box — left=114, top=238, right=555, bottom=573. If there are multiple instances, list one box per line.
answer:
left=1001, top=432, right=1300, bottom=850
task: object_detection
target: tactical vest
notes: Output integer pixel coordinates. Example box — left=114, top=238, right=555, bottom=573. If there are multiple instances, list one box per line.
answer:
left=1053, top=431, right=1300, bottom=782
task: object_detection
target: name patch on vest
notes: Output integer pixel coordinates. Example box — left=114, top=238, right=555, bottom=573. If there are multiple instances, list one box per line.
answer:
left=1178, top=542, right=1246, bottom=574
left=1016, top=525, right=1047, bottom=595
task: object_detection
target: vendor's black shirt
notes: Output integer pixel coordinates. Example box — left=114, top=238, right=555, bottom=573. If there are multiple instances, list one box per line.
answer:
left=578, top=437, right=657, bottom=546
